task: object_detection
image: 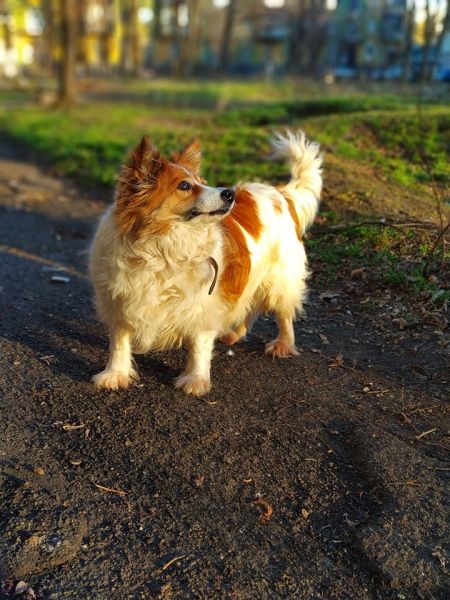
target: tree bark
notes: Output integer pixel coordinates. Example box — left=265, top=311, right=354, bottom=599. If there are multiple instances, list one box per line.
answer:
left=218, top=0, right=237, bottom=74
left=420, top=0, right=434, bottom=82
left=153, top=0, right=162, bottom=39
left=120, top=0, right=140, bottom=75
left=58, top=0, right=77, bottom=105
left=431, top=0, right=449, bottom=79
left=402, top=0, right=415, bottom=83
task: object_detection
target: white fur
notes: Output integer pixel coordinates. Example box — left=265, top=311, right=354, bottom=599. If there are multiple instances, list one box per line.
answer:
left=89, top=130, right=322, bottom=395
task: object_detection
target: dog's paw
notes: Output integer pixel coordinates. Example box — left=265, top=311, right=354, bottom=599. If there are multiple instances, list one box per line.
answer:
left=174, top=373, right=211, bottom=396
left=219, top=331, right=242, bottom=345
left=92, top=369, right=136, bottom=390
left=265, top=340, right=299, bottom=358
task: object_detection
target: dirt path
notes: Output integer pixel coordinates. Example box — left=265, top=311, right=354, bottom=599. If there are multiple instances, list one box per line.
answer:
left=0, top=142, right=448, bottom=600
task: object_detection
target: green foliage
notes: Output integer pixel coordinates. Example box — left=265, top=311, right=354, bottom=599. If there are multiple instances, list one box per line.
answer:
left=0, top=84, right=447, bottom=190
left=309, top=224, right=449, bottom=306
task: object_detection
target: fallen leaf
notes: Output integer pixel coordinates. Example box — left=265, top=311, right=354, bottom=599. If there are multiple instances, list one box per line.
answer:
left=194, top=475, right=204, bottom=487
left=319, top=291, right=340, bottom=302
left=15, top=581, right=29, bottom=594
left=351, top=267, right=365, bottom=278
left=301, top=508, right=310, bottom=520
left=393, top=317, right=408, bottom=330
left=252, top=498, right=274, bottom=524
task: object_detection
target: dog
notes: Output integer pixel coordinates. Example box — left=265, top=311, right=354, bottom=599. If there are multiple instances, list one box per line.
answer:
left=89, top=130, right=322, bottom=396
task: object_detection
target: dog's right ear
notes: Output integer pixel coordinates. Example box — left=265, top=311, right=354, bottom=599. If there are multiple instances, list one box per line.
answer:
left=116, top=136, right=168, bottom=236
left=125, top=136, right=166, bottom=183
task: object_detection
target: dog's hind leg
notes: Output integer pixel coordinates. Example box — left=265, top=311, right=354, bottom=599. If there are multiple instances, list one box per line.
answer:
left=220, top=312, right=257, bottom=346
left=265, top=308, right=299, bottom=358
left=93, top=324, right=138, bottom=389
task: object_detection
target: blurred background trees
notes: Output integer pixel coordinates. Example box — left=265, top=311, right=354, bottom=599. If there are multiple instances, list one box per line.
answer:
left=0, top=0, right=449, bottom=103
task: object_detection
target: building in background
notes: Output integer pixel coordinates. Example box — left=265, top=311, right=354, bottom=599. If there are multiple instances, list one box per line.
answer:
left=328, top=0, right=409, bottom=79
left=0, top=0, right=448, bottom=81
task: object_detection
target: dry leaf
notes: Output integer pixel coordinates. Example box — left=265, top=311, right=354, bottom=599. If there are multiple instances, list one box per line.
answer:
left=319, top=291, right=340, bottom=302
left=393, top=317, right=408, bottom=330
left=351, top=267, right=365, bottom=278
left=301, top=508, right=310, bottom=520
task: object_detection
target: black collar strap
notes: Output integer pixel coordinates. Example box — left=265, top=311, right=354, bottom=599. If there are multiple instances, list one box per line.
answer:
left=208, top=257, right=219, bottom=295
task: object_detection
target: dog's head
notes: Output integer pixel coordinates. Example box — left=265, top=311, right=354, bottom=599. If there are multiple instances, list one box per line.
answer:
left=115, top=136, right=235, bottom=237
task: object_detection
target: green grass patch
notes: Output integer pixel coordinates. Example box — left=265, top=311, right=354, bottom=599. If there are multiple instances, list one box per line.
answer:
left=308, top=223, right=450, bottom=306
left=0, top=84, right=447, bottom=190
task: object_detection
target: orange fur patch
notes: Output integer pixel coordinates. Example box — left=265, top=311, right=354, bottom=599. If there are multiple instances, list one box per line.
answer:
left=231, top=188, right=263, bottom=240
left=220, top=216, right=251, bottom=303
left=283, top=192, right=302, bottom=242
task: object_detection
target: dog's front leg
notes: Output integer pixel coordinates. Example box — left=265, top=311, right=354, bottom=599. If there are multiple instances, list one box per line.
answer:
left=175, top=331, right=216, bottom=396
left=93, top=325, right=137, bottom=390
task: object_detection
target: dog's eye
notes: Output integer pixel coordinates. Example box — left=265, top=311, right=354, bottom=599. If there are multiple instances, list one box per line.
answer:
left=177, top=180, right=192, bottom=191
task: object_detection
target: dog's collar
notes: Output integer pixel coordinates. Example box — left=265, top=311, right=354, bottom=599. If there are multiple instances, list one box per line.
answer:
left=208, top=257, right=219, bottom=295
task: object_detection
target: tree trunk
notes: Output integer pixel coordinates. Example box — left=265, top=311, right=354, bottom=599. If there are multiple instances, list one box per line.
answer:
left=130, top=0, right=140, bottom=75
left=120, top=0, right=140, bottom=76
left=218, top=0, right=237, bottom=74
left=306, top=0, right=327, bottom=77
left=153, top=0, right=162, bottom=39
left=75, top=0, right=89, bottom=74
left=0, top=0, right=13, bottom=76
left=420, top=0, right=433, bottom=82
left=177, top=0, right=201, bottom=77
left=58, top=0, right=77, bottom=105
left=289, top=0, right=307, bottom=74
left=430, top=0, right=449, bottom=79
left=402, top=0, right=415, bottom=83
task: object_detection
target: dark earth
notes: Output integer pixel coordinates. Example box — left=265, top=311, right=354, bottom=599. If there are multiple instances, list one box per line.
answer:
left=0, top=141, right=448, bottom=599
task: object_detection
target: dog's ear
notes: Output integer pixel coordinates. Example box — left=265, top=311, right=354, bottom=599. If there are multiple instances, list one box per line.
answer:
left=125, top=136, right=167, bottom=182
left=175, top=139, right=202, bottom=175
left=116, top=136, right=168, bottom=236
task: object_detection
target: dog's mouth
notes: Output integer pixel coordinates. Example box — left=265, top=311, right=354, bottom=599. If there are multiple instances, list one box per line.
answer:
left=186, top=206, right=233, bottom=220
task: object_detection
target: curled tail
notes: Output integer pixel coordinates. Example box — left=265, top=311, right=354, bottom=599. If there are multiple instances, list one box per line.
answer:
left=272, top=130, right=322, bottom=235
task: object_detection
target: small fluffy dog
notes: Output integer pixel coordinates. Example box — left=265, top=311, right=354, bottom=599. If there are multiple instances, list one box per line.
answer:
left=89, top=130, right=322, bottom=396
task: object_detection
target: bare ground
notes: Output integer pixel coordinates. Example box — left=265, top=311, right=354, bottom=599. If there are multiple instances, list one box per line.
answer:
left=0, top=141, right=448, bottom=600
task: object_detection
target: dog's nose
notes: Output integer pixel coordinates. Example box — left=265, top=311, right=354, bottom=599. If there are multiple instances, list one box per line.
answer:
left=220, top=188, right=235, bottom=203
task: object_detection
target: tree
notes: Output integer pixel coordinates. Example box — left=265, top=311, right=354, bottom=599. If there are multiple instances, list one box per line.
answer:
left=420, top=0, right=439, bottom=81
left=218, top=0, right=238, bottom=74
left=58, top=0, right=77, bottom=105
left=431, top=0, right=450, bottom=78
left=0, top=0, right=13, bottom=77
left=402, top=0, right=415, bottom=83
left=288, top=0, right=327, bottom=76
left=177, top=0, right=201, bottom=77
left=120, top=0, right=140, bottom=75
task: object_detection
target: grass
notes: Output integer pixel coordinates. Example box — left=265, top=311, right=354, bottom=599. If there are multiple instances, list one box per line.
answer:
left=0, top=98, right=448, bottom=189
left=309, top=223, right=450, bottom=307
left=0, top=79, right=448, bottom=309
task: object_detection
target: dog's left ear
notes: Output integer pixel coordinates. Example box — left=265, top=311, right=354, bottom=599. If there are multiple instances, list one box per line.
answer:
left=175, top=140, right=202, bottom=175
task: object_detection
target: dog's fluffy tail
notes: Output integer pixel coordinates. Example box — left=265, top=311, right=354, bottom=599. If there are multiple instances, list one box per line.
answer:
left=272, top=130, right=322, bottom=235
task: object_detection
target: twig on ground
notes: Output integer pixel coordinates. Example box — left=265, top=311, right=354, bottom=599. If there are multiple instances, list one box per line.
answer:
left=162, top=555, right=187, bottom=571
left=93, top=483, right=127, bottom=496
left=63, top=423, right=85, bottom=430
left=415, top=428, right=438, bottom=440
